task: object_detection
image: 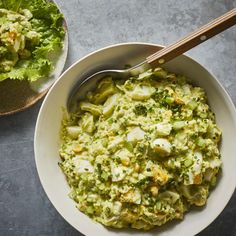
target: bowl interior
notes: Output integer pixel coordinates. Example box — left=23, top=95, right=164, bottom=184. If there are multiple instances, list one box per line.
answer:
left=34, top=43, right=236, bottom=236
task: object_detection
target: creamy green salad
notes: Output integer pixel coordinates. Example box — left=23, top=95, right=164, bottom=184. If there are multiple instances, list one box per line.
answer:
left=0, top=0, right=64, bottom=81
left=60, top=67, right=222, bottom=230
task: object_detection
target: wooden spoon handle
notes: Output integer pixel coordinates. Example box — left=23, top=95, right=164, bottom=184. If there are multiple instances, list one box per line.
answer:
left=147, top=8, right=236, bottom=67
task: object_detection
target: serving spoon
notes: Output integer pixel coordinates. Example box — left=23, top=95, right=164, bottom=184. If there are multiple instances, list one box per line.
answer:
left=68, top=8, right=236, bottom=112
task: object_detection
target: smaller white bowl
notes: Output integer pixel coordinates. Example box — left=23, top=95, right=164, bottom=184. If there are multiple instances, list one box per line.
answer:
left=34, top=43, right=236, bottom=236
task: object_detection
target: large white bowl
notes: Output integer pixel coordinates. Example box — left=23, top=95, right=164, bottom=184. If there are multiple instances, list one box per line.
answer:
left=34, top=43, right=236, bottom=236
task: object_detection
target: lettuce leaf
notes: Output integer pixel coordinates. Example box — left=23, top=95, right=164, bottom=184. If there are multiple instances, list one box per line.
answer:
left=0, top=58, right=51, bottom=81
left=0, top=0, right=65, bottom=82
left=0, top=0, right=22, bottom=12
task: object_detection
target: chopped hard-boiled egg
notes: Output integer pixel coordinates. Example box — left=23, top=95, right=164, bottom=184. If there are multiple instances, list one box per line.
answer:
left=107, top=136, right=124, bottom=152
left=103, top=94, right=119, bottom=117
left=129, top=85, right=156, bottom=101
left=154, top=122, right=172, bottom=136
left=110, top=162, right=127, bottom=182
left=73, top=157, right=94, bottom=173
left=66, top=126, right=81, bottom=139
left=151, top=138, right=172, bottom=156
left=127, top=127, right=146, bottom=143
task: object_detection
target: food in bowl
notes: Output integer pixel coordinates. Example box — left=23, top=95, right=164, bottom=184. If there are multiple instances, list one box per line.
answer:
left=0, top=0, right=65, bottom=82
left=59, top=67, right=222, bottom=230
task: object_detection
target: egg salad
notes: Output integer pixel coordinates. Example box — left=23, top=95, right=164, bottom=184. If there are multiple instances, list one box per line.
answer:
left=59, top=67, right=222, bottom=230
left=0, top=0, right=65, bottom=81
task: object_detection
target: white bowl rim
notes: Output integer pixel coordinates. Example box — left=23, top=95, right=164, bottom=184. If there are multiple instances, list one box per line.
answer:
left=34, top=42, right=236, bottom=236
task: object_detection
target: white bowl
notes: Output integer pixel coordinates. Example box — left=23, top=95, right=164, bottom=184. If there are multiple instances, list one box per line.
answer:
left=34, top=43, right=236, bottom=236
